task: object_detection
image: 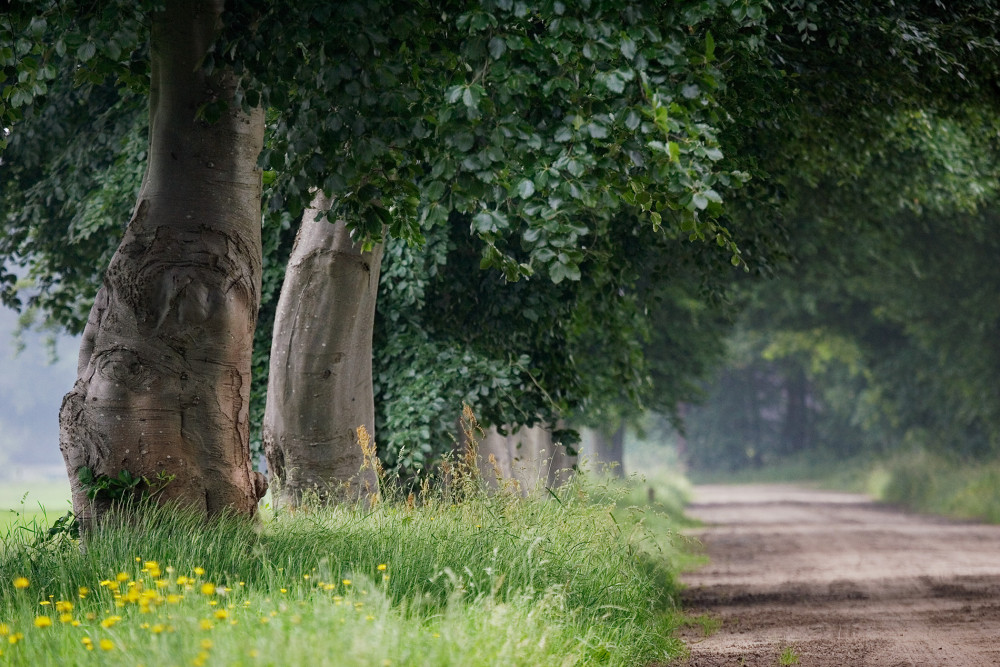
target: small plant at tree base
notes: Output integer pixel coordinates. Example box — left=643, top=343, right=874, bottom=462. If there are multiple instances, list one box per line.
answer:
left=77, top=467, right=175, bottom=502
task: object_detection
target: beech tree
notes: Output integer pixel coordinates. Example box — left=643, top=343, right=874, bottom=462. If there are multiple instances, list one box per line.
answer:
left=4, top=0, right=268, bottom=523
left=6, top=0, right=1000, bottom=518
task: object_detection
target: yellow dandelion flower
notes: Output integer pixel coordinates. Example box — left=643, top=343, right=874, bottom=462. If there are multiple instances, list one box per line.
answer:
left=39, top=600, right=51, bottom=606
left=199, top=619, right=214, bottom=630
left=151, top=624, right=166, bottom=634
left=279, top=588, right=287, bottom=594
left=99, top=639, right=114, bottom=651
left=377, top=564, right=387, bottom=571
left=0, top=623, right=8, bottom=636
left=12, top=577, right=29, bottom=590
left=342, top=579, right=352, bottom=586
left=81, top=637, right=93, bottom=647
left=100, top=615, right=122, bottom=628
left=155, top=579, right=170, bottom=589
left=78, top=586, right=89, bottom=598
left=213, top=609, right=228, bottom=620
left=193, top=567, right=205, bottom=576
left=116, top=572, right=130, bottom=582
left=366, top=615, right=375, bottom=621
left=135, top=557, right=142, bottom=562
left=167, top=594, right=182, bottom=604
left=303, top=574, right=310, bottom=580
left=34, top=616, right=52, bottom=628
left=200, top=583, right=216, bottom=596
left=55, top=600, right=73, bottom=613
left=259, top=617, right=269, bottom=624
left=59, top=613, right=73, bottom=624
left=201, top=639, right=213, bottom=650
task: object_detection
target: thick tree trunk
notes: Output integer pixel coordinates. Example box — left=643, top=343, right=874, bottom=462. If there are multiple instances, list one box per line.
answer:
left=263, top=193, right=383, bottom=506
left=478, top=423, right=577, bottom=496
left=59, top=0, right=267, bottom=525
left=587, top=421, right=625, bottom=476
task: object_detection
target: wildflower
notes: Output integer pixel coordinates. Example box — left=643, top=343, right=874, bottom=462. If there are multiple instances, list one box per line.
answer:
left=33, top=616, right=52, bottom=628
left=176, top=576, right=190, bottom=586
left=116, top=572, right=130, bottom=582
left=99, top=639, right=114, bottom=651
left=0, top=624, right=8, bottom=636
left=200, top=583, right=216, bottom=596
left=201, top=639, right=213, bottom=650
left=55, top=600, right=73, bottom=613
left=151, top=624, right=166, bottom=634
left=144, top=561, right=162, bottom=577
left=59, top=614, right=73, bottom=624
left=214, top=609, right=229, bottom=620
left=101, top=615, right=122, bottom=628
left=377, top=564, right=387, bottom=571
left=167, top=594, right=182, bottom=604
left=78, top=586, right=90, bottom=598
left=9, top=633, right=24, bottom=645
left=193, top=567, right=205, bottom=576
left=199, top=619, right=214, bottom=630
left=12, top=577, right=28, bottom=590
left=342, top=579, right=352, bottom=586
left=81, top=637, right=94, bottom=650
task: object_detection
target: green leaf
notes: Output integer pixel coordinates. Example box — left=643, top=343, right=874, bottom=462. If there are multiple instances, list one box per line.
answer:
left=77, top=41, right=96, bottom=62
left=668, top=142, right=681, bottom=163
left=620, top=37, right=637, bottom=61
left=517, top=179, right=535, bottom=198
left=705, top=31, right=716, bottom=62
left=489, top=37, right=506, bottom=59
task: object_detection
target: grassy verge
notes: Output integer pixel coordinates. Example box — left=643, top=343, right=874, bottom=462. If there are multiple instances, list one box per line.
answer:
left=0, top=470, right=691, bottom=666
left=690, top=449, right=1000, bottom=524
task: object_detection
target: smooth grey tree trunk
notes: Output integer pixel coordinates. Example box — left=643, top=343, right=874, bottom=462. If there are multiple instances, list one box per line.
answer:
left=263, top=193, right=383, bottom=506
left=587, top=422, right=625, bottom=477
left=59, top=0, right=267, bottom=525
left=477, top=423, right=577, bottom=496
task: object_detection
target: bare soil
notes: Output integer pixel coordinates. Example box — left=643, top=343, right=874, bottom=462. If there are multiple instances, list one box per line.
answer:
left=675, top=484, right=1000, bottom=666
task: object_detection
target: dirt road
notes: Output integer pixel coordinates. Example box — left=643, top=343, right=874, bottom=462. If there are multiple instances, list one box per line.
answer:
left=676, top=485, right=1000, bottom=666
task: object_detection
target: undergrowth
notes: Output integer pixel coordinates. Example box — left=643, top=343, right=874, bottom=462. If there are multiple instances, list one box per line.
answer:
left=0, top=418, right=691, bottom=665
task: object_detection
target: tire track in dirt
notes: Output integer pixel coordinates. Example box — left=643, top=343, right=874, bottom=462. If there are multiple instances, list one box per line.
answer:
left=675, top=485, right=1000, bottom=666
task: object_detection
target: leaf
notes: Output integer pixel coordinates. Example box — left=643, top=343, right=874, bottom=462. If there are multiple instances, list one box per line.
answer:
left=705, top=31, right=716, bottom=62
left=489, top=37, right=506, bottom=59
left=668, top=142, right=681, bottom=163
left=624, top=110, right=641, bottom=130
left=554, top=126, right=573, bottom=143
left=77, top=41, right=96, bottom=62
left=692, top=193, right=709, bottom=210
left=620, top=37, right=637, bottom=60
left=517, top=179, right=535, bottom=199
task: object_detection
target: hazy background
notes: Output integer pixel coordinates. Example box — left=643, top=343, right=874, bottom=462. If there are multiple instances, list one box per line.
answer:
left=0, top=306, right=78, bottom=480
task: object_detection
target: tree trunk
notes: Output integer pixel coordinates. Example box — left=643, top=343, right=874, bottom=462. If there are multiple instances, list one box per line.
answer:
left=781, top=364, right=810, bottom=456
left=588, top=421, right=625, bottom=477
left=59, top=0, right=266, bottom=525
left=263, top=193, right=383, bottom=506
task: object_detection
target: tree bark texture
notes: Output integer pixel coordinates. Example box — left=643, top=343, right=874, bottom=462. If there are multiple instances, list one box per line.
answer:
left=59, top=0, right=266, bottom=524
left=477, top=424, right=577, bottom=496
left=263, top=193, right=383, bottom=506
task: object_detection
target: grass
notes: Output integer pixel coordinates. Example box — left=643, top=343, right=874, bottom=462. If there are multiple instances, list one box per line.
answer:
left=690, top=448, right=1000, bottom=525
left=0, top=464, right=692, bottom=665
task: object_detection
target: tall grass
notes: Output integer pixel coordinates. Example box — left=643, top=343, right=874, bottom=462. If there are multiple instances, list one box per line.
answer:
left=0, top=459, right=689, bottom=665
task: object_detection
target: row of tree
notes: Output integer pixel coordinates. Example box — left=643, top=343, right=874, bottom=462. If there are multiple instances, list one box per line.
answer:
left=3, top=1, right=999, bottom=523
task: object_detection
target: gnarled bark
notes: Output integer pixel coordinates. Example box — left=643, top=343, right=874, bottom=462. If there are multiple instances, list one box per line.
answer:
left=59, top=0, right=266, bottom=525
left=263, top=193, right=383, bottom=506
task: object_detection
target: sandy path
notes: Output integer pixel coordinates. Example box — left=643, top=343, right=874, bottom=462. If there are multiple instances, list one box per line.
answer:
left=675, top=484, right=1000, bottom=666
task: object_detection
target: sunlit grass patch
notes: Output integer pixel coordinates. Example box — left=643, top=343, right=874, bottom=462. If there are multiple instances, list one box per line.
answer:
left=0, top=470, right=691, bottom=665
